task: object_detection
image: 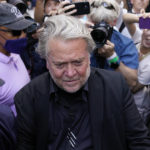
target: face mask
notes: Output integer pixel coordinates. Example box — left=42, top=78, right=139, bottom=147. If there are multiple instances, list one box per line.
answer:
left=3, top=38, right=27, bottom=54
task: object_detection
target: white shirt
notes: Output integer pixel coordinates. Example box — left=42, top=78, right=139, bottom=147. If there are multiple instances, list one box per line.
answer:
left=134, top=44, right=150, bottom=123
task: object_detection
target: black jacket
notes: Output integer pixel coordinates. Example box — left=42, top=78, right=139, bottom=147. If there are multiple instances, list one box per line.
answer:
left=0, top=104, right=16, bottom=150
left=14, top=68, right=150, bottom=150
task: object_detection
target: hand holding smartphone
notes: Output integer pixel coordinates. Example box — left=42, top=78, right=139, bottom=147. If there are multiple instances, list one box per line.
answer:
left=64, top=1, right=90, bottom=16
left=57, top=0, right=76, bottom=15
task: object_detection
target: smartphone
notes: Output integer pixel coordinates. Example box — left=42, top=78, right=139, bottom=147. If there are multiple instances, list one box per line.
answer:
left=139, top=17, right=150, bottom=29
left=64, top=1, right=90, bottom=16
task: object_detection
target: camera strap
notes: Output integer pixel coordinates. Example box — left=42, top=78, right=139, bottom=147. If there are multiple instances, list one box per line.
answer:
left=119, top=22, right=125, bottom=33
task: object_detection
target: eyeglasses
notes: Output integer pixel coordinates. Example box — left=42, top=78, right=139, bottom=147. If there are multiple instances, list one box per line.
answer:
left=0, top=28, right=22, bottom=36
left=100, top=2, right=115, bottom=10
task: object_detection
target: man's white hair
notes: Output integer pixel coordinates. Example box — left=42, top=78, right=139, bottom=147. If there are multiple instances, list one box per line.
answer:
left=89, top=0, right=120, bottom=23
left=36, top=14, right=95, bottom=59
left=115, top=0, right=122, bottom=4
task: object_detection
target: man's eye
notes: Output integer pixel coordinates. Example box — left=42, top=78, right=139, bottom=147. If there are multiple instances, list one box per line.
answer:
left=55, top=63, right=64, bottom=68
left=73, top=61, right=82, bottom=66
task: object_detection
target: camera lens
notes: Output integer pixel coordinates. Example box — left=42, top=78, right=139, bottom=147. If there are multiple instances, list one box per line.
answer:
left=91, top=28, right=107, bottom=45
left=91, top=21, right=113, bottom=48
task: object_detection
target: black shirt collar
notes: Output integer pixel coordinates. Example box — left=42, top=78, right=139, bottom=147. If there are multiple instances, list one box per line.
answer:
left=49, top=77, right=88, bottom=103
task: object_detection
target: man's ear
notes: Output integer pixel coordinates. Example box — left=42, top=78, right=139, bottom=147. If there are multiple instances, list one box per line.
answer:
left=46, top=61, right=49, bottom=70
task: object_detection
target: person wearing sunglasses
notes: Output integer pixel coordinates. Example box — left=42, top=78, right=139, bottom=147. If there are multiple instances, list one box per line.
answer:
left=0, top=2, right=34, bottom=116
left=0, top=2, right=35, bottom=149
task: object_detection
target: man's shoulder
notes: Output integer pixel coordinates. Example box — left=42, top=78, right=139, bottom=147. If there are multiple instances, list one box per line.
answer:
left=90, top=67, right=123, bottom=84
left=89, top=68, right=129, bottom=105
left=30, top=71, right=50, bottom=84
left=15, top=72, right=50, bottom=97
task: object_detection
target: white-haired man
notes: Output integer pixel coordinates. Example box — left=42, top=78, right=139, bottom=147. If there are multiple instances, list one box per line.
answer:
left=14, top=14, right=150, bottom=150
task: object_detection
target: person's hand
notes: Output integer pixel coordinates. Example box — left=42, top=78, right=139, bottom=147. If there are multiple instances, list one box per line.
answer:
left=57, top=1, right=77, bottom=15
left=140, top=9, right=150, bottom=18
left=98, top=40, right=115, bottom=58
left=47, top=10, right=58, bottom=16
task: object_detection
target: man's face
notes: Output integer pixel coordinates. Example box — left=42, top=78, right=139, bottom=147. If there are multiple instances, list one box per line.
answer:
left=131, top=0, right=149, bottom=13
left=46, top=38, right=91, bottom=93
left=142, top=29, right=150, bottom=48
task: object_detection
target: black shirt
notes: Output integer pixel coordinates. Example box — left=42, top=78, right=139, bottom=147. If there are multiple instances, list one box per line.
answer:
left=48, top=79, right=93, bottom=150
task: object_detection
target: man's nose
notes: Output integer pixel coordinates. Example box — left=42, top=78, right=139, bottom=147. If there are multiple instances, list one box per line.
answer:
left=65, top=64, right=76, bottom=77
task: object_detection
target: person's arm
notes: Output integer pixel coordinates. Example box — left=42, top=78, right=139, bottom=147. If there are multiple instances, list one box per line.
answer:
left=131, top=80, right=144, bottom=93
left=123, top=12, right=150, bottom=37
left=14, top=88, right=36, bottom=150
left=34, top=0, right=76, bottom=24
left=116, top=62, right=138, bottom=90
left=98, top=40, right=138, bottom=89
left=122, top=0, right=130, bottom=10
left=123, top=13, right=139, bottom=37
left=34, top=0, right=44, bottom=24
left=0, top=105, right=16, bottom=150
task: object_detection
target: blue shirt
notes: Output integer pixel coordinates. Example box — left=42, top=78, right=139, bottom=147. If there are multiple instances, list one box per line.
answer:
left=90, top=29, right=139, bottom=70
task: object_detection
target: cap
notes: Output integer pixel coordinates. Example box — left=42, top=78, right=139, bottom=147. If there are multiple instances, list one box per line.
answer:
left=0, top=3, right=34, bottom=30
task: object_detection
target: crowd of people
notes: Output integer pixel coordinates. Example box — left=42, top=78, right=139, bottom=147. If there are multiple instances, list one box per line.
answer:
left=0, top=0, right=150, bottom=149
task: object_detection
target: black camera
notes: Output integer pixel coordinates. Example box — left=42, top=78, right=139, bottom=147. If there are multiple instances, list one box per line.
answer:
left=64, top=2, right=90, bottom=16
left=91, top=21, right=113, bottom=48
left=25, top=22, right=40, bottom=36
left=23, top=16, right=40, bottom=36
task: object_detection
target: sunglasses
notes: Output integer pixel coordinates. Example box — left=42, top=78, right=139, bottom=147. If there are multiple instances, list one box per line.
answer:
left=91, top=1, right=115, bottom=10
left=0, top=28, right=22, bottom=36
left=100, top=2, right=115, bottom=10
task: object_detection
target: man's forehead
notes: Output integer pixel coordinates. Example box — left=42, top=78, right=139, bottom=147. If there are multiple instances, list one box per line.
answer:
left=48, top=37, right=87, bottom=45
left=46, top=37, right=89, bottom=57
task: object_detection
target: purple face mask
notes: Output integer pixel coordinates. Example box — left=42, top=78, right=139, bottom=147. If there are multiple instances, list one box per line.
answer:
left=3, top=38, right=27, bottom=54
